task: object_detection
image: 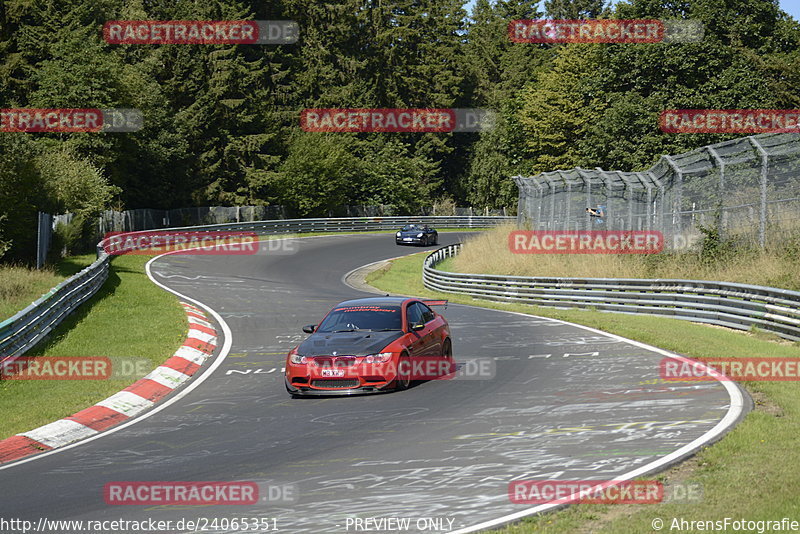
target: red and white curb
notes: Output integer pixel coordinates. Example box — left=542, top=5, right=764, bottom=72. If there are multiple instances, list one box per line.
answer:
left=0, top=302, right=216, bottom=464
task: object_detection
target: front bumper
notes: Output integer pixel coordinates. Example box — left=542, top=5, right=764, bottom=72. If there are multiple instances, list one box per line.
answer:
left=396, top=236, right=425, bottom=245
left=285, top=376, right=392, bottom=396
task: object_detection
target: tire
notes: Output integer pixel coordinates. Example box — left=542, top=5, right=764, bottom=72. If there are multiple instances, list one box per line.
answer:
left=396, top=352, right=411, bottom=391
left=442, top=338, right=452, bottom=360
left=432, top=233, right=438, bottom=246
left=440, top=338, right=455, bottom=377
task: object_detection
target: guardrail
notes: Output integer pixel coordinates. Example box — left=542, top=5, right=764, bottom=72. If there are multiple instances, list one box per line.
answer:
left=108, top=215, right=515, bottom=235
left=0, top=254, right=110, bottom=362
left=3, top=216, right=512, bottom=360
left=423, top=243, right=800, bottom=341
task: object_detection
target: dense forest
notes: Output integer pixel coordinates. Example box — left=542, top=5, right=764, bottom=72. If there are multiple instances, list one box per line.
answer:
left=1, top=0, right=799, bottom=261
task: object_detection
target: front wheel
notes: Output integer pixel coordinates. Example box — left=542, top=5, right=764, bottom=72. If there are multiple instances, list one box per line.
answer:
left=440, top=338, right=455, bottom=376
left=395, top=352, right=411, bottom=390
left=442, top=338, right=452, bottom=360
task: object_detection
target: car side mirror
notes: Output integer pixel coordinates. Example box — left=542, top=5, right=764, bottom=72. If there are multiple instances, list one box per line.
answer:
left=302, top=324, right=316, bottom=334
left=410, top=322, right=425, bottom=331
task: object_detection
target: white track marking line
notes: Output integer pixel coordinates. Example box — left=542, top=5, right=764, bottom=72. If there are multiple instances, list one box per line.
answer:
left=0, top=246, right=234, bottom=471
left=446, top=305, right=746, bottom=534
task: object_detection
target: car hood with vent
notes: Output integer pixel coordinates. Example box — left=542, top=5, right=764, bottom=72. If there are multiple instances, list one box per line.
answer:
left=296, top=330, right=405, bottom=357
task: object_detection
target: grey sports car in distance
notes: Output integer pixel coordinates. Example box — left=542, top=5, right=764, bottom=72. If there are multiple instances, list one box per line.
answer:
left=395, top=224, right=438, bottom=246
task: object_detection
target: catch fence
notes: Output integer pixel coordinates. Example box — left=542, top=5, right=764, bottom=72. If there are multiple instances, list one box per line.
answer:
left=514, top=132, right=800, bottom=248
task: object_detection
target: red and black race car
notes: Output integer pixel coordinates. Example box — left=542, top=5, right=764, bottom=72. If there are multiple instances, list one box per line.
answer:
left=284, top=296, right=452, bottom=396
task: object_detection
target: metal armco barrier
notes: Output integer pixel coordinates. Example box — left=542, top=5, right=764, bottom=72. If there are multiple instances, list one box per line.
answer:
left=115, top=215, right=514, bottom=235
left=423, top=243, right=800, bottom=341
left=2, top=216, right=512, bottom=360
left=0, top=255, right=110, bottom=361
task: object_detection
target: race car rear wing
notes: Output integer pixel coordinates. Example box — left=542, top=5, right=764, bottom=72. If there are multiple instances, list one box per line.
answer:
left=422, top=300, right=448, bottom=307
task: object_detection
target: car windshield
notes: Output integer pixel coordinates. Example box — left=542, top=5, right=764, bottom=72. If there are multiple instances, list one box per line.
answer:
left=401, top=225, right=420, bottom=232
left=315, top=305, right=403, bottom=332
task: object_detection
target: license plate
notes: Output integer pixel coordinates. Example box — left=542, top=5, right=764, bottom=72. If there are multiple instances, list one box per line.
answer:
left=322, top=369, right=345, bottom=377
left=403, top=237, right=413, bottom=241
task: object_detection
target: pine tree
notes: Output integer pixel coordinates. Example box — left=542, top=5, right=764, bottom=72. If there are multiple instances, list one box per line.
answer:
left=543, top=0, right=605, bottom=19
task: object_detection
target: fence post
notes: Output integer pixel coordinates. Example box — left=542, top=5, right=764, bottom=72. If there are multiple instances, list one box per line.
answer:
left=541, top=175, right=556, bottom=230
left=534, top=181, right=543, bottom=230
left=749, top=137, right=769, bottom=249
left=663, top=156, right=683, bottom=237
left=36, top=212, right=52, bottom=269
left=596, top=168, right=614, bottom=230
left=707, top=146, right=726, bottom=241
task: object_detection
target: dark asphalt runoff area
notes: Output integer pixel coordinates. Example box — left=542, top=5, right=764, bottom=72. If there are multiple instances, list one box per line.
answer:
left=0, top=232, right=746, bottom=533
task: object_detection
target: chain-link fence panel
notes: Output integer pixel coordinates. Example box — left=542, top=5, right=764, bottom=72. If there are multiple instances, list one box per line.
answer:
left=514, top=132, right=800, bottom=249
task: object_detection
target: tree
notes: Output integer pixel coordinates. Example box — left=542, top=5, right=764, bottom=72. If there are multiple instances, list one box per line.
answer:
left=462, top=0, right=548, bottom=208
left=273, top=132, right=358, bottom=216
left=517, top=44, right=607, bottom=172
left=0, top=135, right=42, bottom=261
left=544, top=0, right=605, bottom=19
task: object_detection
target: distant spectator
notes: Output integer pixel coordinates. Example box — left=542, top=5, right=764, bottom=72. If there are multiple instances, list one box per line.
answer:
left=586, top=205, right=606, bottom=224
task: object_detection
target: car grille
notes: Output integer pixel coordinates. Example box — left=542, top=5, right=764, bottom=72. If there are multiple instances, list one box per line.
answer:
left=312, top=379, right=360, bottom=389
left=313, top=356, right=357, bottom=367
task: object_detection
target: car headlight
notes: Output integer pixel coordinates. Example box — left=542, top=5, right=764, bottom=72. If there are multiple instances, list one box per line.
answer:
left=416, top=233, right=423, bottom=237
left=289, top=350, right=308, bottom=364
left=364, top=352, right=393, bottom=363
left=396, top=232, right=401, bottom=237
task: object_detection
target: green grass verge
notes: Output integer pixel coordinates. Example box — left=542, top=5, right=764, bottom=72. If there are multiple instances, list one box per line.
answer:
left=367, top=252, right=800, bottom=533
left=0, top=254, right=186, bottom=439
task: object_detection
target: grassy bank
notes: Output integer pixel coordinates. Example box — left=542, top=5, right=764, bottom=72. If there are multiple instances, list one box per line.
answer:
left=0, top=254, right=186, bottom=439
left=367, top=251, right=800, bottom=533
left=451, top=224, right=800, bottom=290
left=0, top=255, right=94, bottom=320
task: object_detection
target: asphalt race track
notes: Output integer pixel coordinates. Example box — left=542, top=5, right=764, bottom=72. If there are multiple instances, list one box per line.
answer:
left=0, top=233, right=746, bottom=533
